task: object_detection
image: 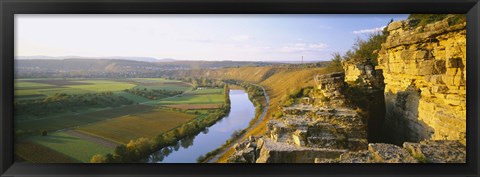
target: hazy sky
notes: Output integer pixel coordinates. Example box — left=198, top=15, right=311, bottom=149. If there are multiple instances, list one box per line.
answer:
left=15, top=14, right=408, bottom=62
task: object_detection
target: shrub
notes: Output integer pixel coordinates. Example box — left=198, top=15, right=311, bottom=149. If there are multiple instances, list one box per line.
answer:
left=90, top=154, right=107, bottom=163
left=41, top=130, right=48, bottom=136
left=328, top=52, right=343, bottom=72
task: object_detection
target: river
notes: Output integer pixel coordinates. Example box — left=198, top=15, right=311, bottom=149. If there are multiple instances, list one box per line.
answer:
left=146, top=89, right=255, bottom=163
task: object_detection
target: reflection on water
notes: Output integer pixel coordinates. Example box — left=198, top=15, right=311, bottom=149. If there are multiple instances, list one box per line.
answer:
left=147, top=90, right=255, bottom=163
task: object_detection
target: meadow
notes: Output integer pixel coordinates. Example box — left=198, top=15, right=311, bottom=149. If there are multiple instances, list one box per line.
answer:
left=25, top=132, right=114, bottom=162
left=156, top=88, right=224, bottom=105
left=76, top=109, right=197, bottom=144
left=14, top=77, right=227, bottom=163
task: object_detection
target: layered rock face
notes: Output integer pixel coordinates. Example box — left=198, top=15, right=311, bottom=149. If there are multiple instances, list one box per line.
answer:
left=227, top=17, right=466, bottom=163
left=229, top=72, right=369, bottom=163
left=342, top=60, right=386, bottom=142
left=316, top=140, right=466, bottom=163
left=376, top=17, right=466, bottom=144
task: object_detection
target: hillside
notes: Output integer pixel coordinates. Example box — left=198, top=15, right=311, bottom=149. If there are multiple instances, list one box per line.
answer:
left=14, top=59, right=282, bottom=78
left=223, top=15, right=466, bottom=163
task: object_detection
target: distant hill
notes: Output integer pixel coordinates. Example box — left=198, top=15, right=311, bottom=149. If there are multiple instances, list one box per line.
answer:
left=14, top=59, right=285, bottom=78
left=16, top=56, right=161, bottom=62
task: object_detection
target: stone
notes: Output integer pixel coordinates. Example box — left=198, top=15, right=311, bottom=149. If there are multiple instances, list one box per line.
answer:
left=255, top=139, right=346, bottom=163
left=368, top=143, right=418, bottom=163
left=431, top=85, right=449, bottom=94
left=403, top=140, right=466, bottom=163
left=446, top=58, right=463, bottom=68
left=378, top=16, right=466, bottom=144
left=387, top=21, right=404, bottom=31
left=292, top=130, right=307, bottom=146
left=337, top=150, right=374, bottom=163
left=242, top=147, right=256, bottom=163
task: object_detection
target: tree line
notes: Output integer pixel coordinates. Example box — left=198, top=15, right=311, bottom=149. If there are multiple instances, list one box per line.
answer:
left=124, top=88, right=183, bottom=100
left=15, top=92, right=133, bottom=121
left=90, top=85, right=231, bottom=163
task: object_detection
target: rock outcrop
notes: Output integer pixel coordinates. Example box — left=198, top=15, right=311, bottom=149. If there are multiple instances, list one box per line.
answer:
left=342, top=60, right=386, bottom=143
left=316, top=140, right=465, bottom=163
left=227, top=16, right=466, bottom=164
left=229, top=72, right=369, bottom=163
left=376, top=16, right=466, bottom=144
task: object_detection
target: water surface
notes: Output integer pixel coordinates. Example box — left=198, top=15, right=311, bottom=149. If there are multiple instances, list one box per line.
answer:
left=147, top=89, right=255, bottom=163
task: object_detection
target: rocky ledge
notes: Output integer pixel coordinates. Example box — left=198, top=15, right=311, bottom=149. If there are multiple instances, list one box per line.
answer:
left=315, top=140, right=465, bottom=163
left=229, top=72, right=368, bottom=163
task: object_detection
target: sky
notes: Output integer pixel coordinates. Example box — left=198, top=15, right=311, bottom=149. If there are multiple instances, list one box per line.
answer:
left=15, top=14, right=408, bottom=62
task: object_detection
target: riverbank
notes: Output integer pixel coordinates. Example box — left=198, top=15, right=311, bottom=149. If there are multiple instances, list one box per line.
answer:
left=201, top=83, right=269, bottom=163
left=149, top=89, right=256, bottom=162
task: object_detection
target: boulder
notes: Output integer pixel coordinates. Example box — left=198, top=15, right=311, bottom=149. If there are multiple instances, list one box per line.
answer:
left=368, top=143, right=418, bottom=163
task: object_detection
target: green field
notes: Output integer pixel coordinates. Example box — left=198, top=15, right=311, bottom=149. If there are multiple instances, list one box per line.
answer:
left=77, top=108, right=197, bottom=144
left=15, top=141, right=80, bottom=163
left=15, top=81, right=55, bottom=88
left=157, top=88, right=224, bottom=105
left=26, top=132, right=114, bottom=162
left=13, top=78, right=226, bottom=163
left=68, top=80, right=136, bottom=92
left=115, top=92, right=151, bottom=103
left=16, top=105, right=154, bottom=134
left=15, top=78, right=193, bottom=97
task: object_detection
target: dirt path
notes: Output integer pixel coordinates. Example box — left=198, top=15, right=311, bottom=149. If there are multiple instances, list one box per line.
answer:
left=66, top=130, right=119, bottom=148
left=207, top=84, right=269, bottom=163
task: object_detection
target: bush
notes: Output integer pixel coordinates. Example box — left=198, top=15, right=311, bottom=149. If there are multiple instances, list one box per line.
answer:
left=90, top=154, right=107, bottom=163
left=408, top=14, right=466, bottom=28
left=328, top=52, right=343, bottom=71
left=41, top=130, right=48, bottom=136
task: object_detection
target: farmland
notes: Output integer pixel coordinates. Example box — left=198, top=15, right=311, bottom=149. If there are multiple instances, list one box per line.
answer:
left=157, top=88, right=224, bottom=105
left=25, top=132, right=114, bottom=162
left=77, top=109, right=197, bottom=144
left=14, top=77, right=229, bottom=163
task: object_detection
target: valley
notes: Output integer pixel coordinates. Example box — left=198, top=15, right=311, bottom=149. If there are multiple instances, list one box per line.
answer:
left=14, top=78, right=231, bottom=162
left=13, top=14, right=467, bottom=164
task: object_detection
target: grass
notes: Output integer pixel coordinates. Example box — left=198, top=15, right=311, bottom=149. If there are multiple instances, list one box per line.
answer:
left=125, top=78, right=182, bottom=83
left=15, top=79, right=137, bottom=98
left=14, top=89, right=44, bottom=96
left=68, top=80, right=136, bottom=92
left=165, top=104, right=223, bottom=110
left=158, top=94, right=224, bottom=105
left=15, top=81, right=55, bottom=88
left=36, top=87, right=92, bottom=95
left=191, top=88, right=223, bottom=94
left=134, top=85, right=192, bottom=92
left=16, top=105, right=154, bottom=134
left=76, top=108, right=197, bottom=144
left=155, top=88, right=224, bottom=105
left=26, top=132, right=114, bottom=162
left=115, top=92, right=151, bottom=103
left=15, top=141, right=80, bottom=163
left=14, top=78, right=191, bottom=99
left=128, top=78, right=192, bottom=91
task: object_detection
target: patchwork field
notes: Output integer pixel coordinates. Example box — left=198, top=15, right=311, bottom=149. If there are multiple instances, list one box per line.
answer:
left=16, top=105, right=154, bottom=134
left=25, top=132, right=114, bottom=162
left=14, top=78, right=192, bottom=98
left=157, top=88, right=224, bottom=105
left=14, top=78, right=227, bottom=163
left=77, top=108, right=196, bottom=144
left=15, top=141, right=80, bottom=163
left=165, top=104, right=223, bottom=110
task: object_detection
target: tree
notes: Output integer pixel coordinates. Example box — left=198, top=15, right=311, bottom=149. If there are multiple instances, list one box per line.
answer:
left=90, top=154, right=106, bottom=163
left=328, top=52, right=343, bottom=72
left=41, top=130, right=48, bottom=136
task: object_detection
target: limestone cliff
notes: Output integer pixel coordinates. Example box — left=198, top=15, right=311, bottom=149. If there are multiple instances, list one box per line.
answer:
left=226, top=16, right=466, bottom=163
left=228, top=72, right=370, bottom=163
left=375, top=16, right=466, bottom=144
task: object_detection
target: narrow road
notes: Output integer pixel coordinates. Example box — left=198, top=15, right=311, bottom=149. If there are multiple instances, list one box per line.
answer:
left=207, top=84, right=269, bottom=163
